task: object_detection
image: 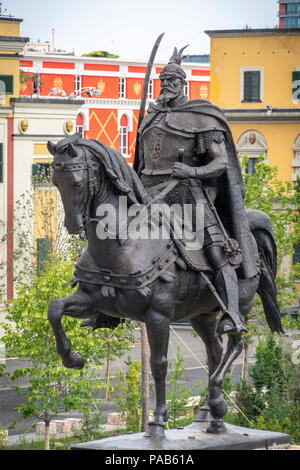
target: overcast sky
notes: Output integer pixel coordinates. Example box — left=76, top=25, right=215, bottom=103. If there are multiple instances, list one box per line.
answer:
left=6, top=0, right=278, bottom=61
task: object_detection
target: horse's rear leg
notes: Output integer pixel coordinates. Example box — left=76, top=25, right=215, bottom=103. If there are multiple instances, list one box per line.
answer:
left=206, top=333, right=243, bottom=433
left=48, top=289, right=92, bottom=369
left=144, top=310, right=170, bottom=439
left=191, top=313, right=223, bottom=422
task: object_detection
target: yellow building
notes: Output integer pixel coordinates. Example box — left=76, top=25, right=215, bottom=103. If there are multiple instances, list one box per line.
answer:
left=0, top=16, right=28, bottom=302
left=206, top=27, right=300, bottom=297
left=206, top=28, right=300, bottom=181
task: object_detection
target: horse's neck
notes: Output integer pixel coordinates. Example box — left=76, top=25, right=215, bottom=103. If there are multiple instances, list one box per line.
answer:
left=90, top=169, right=130, bottom=236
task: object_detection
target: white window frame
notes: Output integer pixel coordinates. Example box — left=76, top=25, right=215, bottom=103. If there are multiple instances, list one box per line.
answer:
left=32, top=73, right=41, bottom=96
left=147, top=79, right=153, bottom=100
left=119, top=126, right=128, bottom=156
left=76, top=125, right=84, bottom=138
left=292, top=134, right=300, bottom=182
left=119, top=78, right=126, bottom=99
left=74, top=75, right=81, bottom=96
left=236, top=130, right=268, bottom=176
left=184, top=81, right=189, bottom=99
left=240, top=66, right=264, bottom=103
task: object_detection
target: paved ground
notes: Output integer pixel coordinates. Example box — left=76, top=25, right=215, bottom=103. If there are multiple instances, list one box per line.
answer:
left=0, top=325, right=257, bottom=435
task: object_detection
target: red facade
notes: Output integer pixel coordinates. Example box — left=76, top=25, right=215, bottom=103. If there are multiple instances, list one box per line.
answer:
left=19, top=56, right=210, bottom=166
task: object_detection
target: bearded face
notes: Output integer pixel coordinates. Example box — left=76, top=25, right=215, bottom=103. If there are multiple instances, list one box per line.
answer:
left=156, top=74, right=185, bottom=105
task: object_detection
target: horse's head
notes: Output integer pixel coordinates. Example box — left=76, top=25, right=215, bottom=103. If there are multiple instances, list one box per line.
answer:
left=48, top=139, right=99, bottom=234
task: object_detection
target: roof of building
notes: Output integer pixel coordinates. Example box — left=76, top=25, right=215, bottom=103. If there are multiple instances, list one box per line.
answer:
left=205, top=28, right=300, bottom=38
left=0, top=15, right=23, bottom=23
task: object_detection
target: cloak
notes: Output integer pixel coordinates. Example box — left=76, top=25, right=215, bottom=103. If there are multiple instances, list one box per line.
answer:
left=134, top=99, right=257, bottom=279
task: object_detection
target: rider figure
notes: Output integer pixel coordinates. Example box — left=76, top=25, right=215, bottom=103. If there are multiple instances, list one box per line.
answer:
left=134, top=47, right=256, bottom=336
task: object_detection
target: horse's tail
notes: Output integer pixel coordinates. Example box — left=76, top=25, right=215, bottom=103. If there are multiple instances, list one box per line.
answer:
left=247, top=209, right=284, bottom=334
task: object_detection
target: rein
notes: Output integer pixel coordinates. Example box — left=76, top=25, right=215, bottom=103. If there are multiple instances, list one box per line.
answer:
left=82, top=147, right=100, bottom=232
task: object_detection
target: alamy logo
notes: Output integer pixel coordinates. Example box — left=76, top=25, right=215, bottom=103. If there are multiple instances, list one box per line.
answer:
left=95, top=197, right=204, bottom=250
left=292, top=79, right=300, bottom=103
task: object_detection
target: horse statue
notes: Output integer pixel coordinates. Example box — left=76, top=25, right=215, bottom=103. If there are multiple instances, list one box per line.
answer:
left=47, top=134, right=283, bottom=438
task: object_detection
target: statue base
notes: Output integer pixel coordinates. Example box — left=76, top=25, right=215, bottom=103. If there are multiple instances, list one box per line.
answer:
left=72, top=421, right=290, bottom=451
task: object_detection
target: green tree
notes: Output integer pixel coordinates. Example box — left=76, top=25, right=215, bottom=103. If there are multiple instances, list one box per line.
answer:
left=240, top=156, right=300, bottom=372
left=82, top=50, right=119, bottom=58
left=0, top=178, right=135, bottom=448
left=0, top=257, right=104, bottom=450
left=232, top=334, right=300, bottom=442
left=1, top=256, right=135, bottom=449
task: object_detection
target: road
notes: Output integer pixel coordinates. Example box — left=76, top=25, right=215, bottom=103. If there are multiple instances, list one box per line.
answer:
left=0, top=325, right=256, bottom=435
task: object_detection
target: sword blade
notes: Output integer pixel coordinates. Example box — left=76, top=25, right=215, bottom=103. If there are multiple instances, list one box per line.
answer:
left=133, top=32, right=165, bottom=171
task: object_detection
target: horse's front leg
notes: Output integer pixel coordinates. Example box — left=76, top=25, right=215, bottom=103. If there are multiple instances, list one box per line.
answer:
left=144, top=310, right=170, bottom=439
left=48, top=288, right=92, bottom=369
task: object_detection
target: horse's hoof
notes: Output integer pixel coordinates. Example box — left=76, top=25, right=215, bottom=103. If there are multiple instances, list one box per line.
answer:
left=208, top=397, right=228, bottom=420
left=62, top=351, right=85, bottom=370
left=206, top=419, right=226, bottom=434
left=194, top=405, right=213, bottom=422
left=144, top=422, right=166, bottom=439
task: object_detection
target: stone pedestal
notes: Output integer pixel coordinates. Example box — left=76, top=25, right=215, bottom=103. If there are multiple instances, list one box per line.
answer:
left=72, top=421, right=290, bottom=451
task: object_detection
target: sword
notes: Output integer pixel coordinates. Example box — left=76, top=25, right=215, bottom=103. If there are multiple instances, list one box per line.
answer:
left=203, top=187, right=242, bottom=267
left=133, top=32, right=165, bottom=173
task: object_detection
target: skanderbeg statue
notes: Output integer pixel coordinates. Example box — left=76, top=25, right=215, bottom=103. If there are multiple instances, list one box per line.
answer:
left=134, top=46, right=257, bottom=336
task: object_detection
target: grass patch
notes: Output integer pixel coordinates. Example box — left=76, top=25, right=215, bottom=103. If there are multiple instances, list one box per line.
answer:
left=2, top=429, right=128, bottom=451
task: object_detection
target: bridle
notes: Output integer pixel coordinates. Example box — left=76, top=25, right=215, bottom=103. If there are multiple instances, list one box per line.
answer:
left=52, top=146, right=100, bottom=235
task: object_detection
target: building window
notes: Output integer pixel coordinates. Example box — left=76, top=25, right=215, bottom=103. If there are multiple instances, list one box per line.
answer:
left=0, top=75, right=14, bottom=94
left=287, top=3, right=300, bottom=15
left=119, top=78, right=126, bottom=99
left=184, top=81, right=189, bottom=98
left=243, top=71, right=261, bottom=102
left=245, top=157, right=258, bottom=175
left=74, top=75, right=81, bottom=96
left=236, top=130, right=268, bottom=175
left=285, top=16, right=300, bottom=27
left=293, top=241, right=300, bottom=266
left=292, top=133, right=300, bottom=182
left=37, top=237, right=53, bottom=275
left=32, top=73, right=40, bottom=95
left=76, top=113, right=84, bottom=138
left=241, top=67, right=264, bottom=103
left=119, top=114, right=128, bottom=155
left=0, top=143, right=3, bottom=183
left=147, top=79, right=153, bottom=99
left=32, top=162, right=53, bottom=187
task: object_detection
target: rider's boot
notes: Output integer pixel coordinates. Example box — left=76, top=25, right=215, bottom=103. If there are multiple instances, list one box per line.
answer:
left=214, top=262, right=248, bottom=336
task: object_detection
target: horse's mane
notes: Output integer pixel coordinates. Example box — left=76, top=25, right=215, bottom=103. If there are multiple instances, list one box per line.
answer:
left=55, top=134, right=150, bottom=205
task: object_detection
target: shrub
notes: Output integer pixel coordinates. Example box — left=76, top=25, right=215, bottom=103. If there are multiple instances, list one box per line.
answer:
left=113, top=357, right=142, bottom=433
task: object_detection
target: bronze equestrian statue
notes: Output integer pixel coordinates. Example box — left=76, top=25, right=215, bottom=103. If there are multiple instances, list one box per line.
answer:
left=47, top=46, right=283, bottom=438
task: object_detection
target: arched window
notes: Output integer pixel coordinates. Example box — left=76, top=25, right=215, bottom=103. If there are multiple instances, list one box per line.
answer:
left=236, top=130, right=267, bottom=175
left=76, top=113, right=84, bottom=138
left=292, top=134, right=300, bottom=182
left=120, top=114, right=128, bottom=156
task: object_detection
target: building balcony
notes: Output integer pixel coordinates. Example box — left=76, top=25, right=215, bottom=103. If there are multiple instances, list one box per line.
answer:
left=278, top=1, right=300, bottom=4
left=278, top=13, right=300, bottom=17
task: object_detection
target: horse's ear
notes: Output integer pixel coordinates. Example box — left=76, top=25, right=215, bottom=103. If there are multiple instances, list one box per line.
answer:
left=68, top=143, right=78, bottom=158
left=47, top=141, right=57, bottom=155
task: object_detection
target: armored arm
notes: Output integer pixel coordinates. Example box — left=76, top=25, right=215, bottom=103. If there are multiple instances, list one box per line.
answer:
left=192, top=131, right=228, bottom=179
left=172, top=130, right=228, bottom=180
